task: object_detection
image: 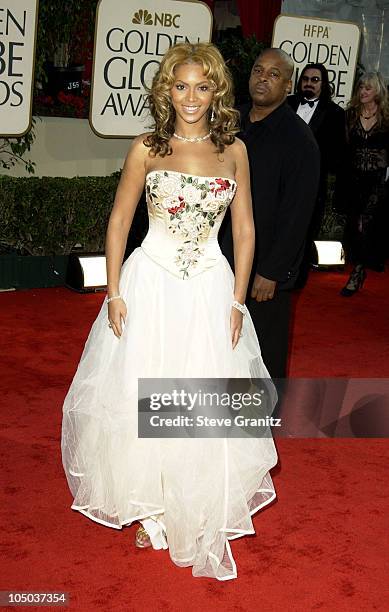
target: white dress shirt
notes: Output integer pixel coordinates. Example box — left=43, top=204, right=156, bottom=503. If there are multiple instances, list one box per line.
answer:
left=296, top=98, right=319, bottom=124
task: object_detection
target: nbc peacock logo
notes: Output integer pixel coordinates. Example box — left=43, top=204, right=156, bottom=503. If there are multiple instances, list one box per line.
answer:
left=132, top=9, right=153, bottom=25
left=131, top=9, right=180, bottom=28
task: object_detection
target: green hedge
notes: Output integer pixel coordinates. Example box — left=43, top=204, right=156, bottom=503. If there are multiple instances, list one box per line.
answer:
left=0, top=172, right=148, bottom=256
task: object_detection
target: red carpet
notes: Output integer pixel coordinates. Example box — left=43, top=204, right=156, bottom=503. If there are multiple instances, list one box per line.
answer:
left=1, top=268, right=388, bottom=611
left=289, top=267, right=389, bottom=377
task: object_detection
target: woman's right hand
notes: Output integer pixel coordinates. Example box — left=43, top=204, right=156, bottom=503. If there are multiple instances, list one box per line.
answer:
left=108, top=298, right=127, bottom=338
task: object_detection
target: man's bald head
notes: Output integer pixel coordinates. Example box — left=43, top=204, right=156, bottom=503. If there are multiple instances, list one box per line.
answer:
left=256, top=48, right=294, bottom=80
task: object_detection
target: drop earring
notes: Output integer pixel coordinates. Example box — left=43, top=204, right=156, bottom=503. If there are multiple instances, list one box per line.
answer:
left=210, top=107, right=215, bottom=123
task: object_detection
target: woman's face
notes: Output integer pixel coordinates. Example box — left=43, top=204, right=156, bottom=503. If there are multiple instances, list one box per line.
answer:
left=359, top=82, right=377, bottom=105
left=170, top=63, right=214, bottom=127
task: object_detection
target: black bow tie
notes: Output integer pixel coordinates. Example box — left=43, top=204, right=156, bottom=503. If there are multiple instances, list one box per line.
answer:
left=301, top=99, right=316, bottom=108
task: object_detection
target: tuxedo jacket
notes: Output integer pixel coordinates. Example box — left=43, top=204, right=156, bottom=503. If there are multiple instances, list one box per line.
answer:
left=219, top=101, right=320, bottom=291
left=287, top=94, right=346, bottom=179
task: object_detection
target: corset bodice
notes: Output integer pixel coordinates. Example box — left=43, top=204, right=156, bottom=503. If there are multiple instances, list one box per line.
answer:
left=141, top=170, right=237, bottom=279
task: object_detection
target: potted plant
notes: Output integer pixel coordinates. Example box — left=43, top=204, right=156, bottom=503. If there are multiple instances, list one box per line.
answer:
left=35, top=0, right=97, bottom=110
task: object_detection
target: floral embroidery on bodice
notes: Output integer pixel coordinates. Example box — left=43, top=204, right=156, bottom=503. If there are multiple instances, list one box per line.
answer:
left=141, top=170, right=237, bottom=279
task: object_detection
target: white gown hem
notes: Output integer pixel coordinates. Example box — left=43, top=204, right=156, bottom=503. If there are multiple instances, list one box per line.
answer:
left=70, top=485, right=276, bottom=580
left=70, top=505, right=166, bottom=530
left=213, top=489, right=276, bottom=580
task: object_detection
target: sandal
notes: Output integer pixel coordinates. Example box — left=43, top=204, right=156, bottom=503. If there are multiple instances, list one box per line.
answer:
left=135, top=526, right=152, bottom=548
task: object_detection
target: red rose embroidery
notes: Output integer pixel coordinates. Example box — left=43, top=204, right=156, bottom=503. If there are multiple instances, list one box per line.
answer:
left=168, top=196, right=185, bottom=215
left=210, top=178, right=231, bottom=194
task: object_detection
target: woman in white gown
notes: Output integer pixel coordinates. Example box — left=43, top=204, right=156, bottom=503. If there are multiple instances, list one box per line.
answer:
left=61, top=42, right=278, bottom=581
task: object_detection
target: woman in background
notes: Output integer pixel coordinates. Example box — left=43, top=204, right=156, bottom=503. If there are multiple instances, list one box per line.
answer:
left=340, top=71, right=389, bottom=296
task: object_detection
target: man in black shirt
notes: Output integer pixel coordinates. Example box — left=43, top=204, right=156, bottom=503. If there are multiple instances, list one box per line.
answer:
left=221, top=48, right=320, bottom=381
left=288, top=63, right=346, bottom=287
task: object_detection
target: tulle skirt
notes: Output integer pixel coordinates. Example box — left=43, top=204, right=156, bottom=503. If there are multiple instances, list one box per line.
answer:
left=61, top=247, right=278, bottom=580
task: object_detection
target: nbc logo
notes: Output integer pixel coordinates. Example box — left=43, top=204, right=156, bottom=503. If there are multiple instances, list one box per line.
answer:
left=132, top=9, right=180, bottom=28
left=132, top=9, right=153, bottom=25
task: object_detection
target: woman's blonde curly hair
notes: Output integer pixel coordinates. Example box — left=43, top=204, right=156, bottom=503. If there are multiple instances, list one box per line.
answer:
left=144, top=42, right=239, bottom=157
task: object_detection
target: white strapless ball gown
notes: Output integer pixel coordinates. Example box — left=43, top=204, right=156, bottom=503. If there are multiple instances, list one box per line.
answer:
left=61, top=170, right=278, bottom=581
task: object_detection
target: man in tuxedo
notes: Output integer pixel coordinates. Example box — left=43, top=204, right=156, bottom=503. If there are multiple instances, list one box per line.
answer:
left=220, top=48, right=320, bottom=383
left=288, top=63, right=346, bottom=286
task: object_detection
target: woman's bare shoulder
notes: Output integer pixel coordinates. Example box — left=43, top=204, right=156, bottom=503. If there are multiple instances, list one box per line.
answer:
left=123, top=133, right=153, bottom=164
left=224, top=137, right=248, bottom=168
left=229, top=137, right=247, bottom=155
left=120, top=134, right=153, bottom=174
left=129, top=132, right=153, bottom=152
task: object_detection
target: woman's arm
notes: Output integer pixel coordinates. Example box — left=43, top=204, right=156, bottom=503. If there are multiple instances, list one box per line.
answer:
left=229, top=139, right=255, bottom=348
left=106, top=134, right=148, bottom=337
left=230, top=139, right=255, bottom=304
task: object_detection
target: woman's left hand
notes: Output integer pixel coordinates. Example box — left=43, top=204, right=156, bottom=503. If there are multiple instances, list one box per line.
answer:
left=230, top=307, right=243, bottom=349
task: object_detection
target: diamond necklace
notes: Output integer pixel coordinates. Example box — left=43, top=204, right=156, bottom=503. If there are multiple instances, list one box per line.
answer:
left=173, top=131, right=211, bottom=143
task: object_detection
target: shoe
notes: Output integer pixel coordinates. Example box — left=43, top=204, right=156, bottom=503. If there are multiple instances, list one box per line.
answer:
left=140, top=518, right=168, bottom=550
left=340, top=265, right=366, bottom=297
left=135, top=526, right=152, bottom=548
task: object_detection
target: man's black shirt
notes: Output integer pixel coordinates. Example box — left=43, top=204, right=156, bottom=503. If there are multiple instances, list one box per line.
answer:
left=220, top=101, right=320, bottom=290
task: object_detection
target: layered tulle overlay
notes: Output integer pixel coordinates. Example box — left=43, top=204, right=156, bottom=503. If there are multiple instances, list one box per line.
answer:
left=61, top=171, right=278, bottom=580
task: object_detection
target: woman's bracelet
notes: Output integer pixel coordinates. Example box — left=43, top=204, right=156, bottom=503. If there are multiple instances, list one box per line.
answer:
left=107, top=295, right=123, bottom=304
left=232, top=300, right=247, bottom=316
